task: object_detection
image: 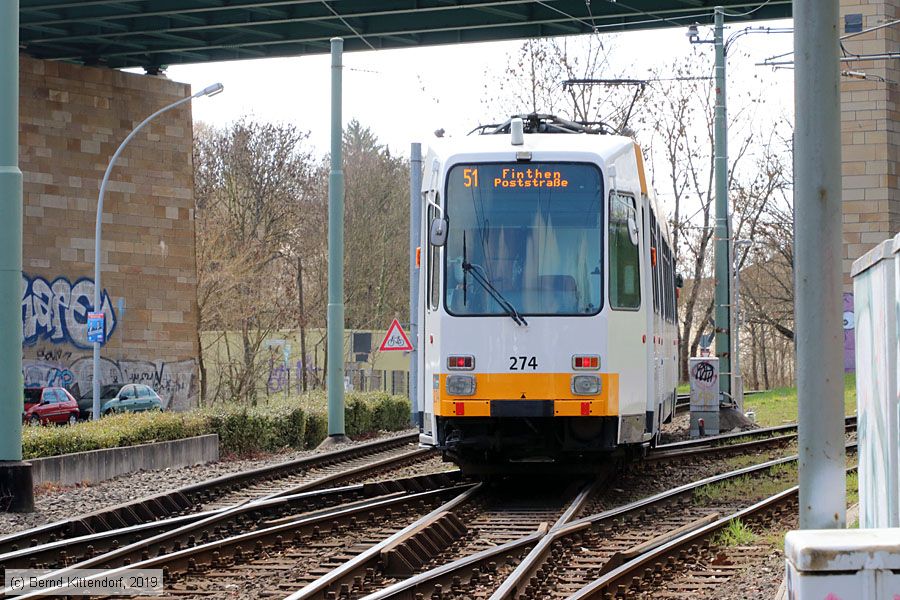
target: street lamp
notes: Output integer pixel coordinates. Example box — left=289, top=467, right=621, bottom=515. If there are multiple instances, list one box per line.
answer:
left=91, top=82, right=224, bottom=421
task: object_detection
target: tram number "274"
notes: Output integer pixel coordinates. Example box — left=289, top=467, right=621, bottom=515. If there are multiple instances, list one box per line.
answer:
left=509, top=356, right=538, bottom=371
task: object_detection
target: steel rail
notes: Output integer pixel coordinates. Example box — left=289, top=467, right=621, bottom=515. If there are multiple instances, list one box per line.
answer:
left=646, top=432, right=799, bottom=462
left=359, top=443, right=857, bottom=600
left=564, top=464, right=858, bottom=600
left=354, top=480, right=600, bottom=600
left=0, top=431, right=420, bottom=555
left=655, top=414, right=856, bottom=451
left=7, top=484, right=476, bottom=599
left=565, top=490, right=798, bottom=599
left=0, top=469, right=460, bottom=572
left=5, top=447, right=432, bottom=572
left=284, top=484, right=483, bottom=600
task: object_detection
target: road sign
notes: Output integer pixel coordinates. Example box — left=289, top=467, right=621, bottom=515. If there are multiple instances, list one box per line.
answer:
left=379, top=319, right=413, bottom=351
left=87, top=312, right=105, bottom=344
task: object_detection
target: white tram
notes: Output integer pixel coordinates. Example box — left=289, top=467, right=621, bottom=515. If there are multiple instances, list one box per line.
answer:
left=415, top=115, right=680, bottom=470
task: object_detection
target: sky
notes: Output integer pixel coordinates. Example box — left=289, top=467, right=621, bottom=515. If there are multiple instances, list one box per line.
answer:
left=155, top=17, right=796, bottom=221
left=164, top=18, right=795, bottom=157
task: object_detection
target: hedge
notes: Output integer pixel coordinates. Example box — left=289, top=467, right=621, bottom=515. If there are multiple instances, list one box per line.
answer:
left=22, top=392, right=412, bottom=460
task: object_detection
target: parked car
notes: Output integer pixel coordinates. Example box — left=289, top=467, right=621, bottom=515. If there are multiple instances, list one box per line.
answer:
left=23, top=387, right=80, bottom=425
left=77, top=384, right=163, bottom=418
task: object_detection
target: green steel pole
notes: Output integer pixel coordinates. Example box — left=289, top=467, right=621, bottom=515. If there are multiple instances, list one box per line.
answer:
left=795, top=0, right=845, bottom=529
left=713, top=6, right=732, bottom=404
left=0, top=0, right=23, bottom=462
left=326, top=38, right=346, bottom=438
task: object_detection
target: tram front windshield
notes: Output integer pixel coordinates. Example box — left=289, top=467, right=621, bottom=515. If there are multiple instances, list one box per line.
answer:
left=445, top=162, right=603, bottom=317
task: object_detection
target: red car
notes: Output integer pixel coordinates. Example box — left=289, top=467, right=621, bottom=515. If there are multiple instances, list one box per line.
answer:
left=23, top=387, right=80, bottom=426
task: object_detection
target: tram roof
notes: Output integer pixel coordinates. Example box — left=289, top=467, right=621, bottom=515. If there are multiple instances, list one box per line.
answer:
left=19, top=1, right=790, bottom=70
left=429, top=131, right=637, bottom=160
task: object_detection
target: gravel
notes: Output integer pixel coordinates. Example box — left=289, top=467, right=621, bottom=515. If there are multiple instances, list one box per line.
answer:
left=716, top=550, right=786, bottom=600
left=0, top=429, right=419, bottom=536
left=659, top=409, right=760, bottom=444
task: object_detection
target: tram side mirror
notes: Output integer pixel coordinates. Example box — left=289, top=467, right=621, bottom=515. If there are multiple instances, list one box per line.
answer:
left=627, top=212, right=639, bottom=245
left=429, top=217, right=448, bottom=247
left=675, top=273, right=685, bottom=288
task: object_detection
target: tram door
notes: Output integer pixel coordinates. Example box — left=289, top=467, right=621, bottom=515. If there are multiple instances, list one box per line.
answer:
left=421, top=164, right=443, bottom=438
left=649, top=209, right=665, bottom=430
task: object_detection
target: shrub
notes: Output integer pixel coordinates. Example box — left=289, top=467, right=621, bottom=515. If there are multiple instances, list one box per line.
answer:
left=22, top=412, right=208, bottom=460
left=21, top=393, right=412, bottom=459
left=304, top=412, right=328, bottom=449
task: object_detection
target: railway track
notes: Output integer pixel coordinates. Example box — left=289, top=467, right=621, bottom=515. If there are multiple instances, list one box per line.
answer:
left=2, top=417, right=854, bottom=599
left=0, top=471, right=461, bottom=573
left=0, top=433, right=431, bottom=561
left=649, top=415, right=857, bottom=462
left=565, top=461, right=856, bottom=600
left=287, top=446, right=855, bottom=600
left=672, top=390, right=762, bottom=415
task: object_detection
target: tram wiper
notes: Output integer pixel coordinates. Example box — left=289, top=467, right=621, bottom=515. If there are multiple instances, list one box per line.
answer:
left=462, top=261, right=528, bottom=327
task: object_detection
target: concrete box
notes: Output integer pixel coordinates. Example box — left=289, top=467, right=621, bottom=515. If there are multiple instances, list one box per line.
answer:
left=852, top=236, right=900, bottom=529
left=689, top=357, right=720, bottom=409
left=785, top=529, right=900, bottom=600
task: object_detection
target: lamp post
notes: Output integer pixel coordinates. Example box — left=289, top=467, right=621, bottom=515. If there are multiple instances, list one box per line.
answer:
left=325, top=38, right=348, bottom=442
left=91, top=83, right=223, bottom=421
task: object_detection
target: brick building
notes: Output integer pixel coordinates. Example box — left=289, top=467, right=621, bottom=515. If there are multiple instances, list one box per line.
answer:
left=839, top=0, right=900, bottom=370
left=19, top=55, right=199, bottom=410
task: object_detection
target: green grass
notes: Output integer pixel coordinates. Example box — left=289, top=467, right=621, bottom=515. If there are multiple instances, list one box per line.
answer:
left=694, top=461, right=797, bottom=506
left=677, top=383, right=690, bottom=395
left=744, top=374, right=857, bottom=427
left=761, top=530, right=786, bottom=549
left=715, top=519, right=757, bottom=547
left=847, top=471, right=859, bottom=506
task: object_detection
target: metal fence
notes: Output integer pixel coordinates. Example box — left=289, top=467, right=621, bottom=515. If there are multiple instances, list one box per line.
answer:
left=345, top=368, right=409, bottom=396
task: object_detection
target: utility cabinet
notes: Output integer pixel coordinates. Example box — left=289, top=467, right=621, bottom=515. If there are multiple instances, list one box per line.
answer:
left=851, top=234, right=900, bottom=529
left=689, top=357, right=720, bottom=437
left=785, top=529, right=900, bottom=599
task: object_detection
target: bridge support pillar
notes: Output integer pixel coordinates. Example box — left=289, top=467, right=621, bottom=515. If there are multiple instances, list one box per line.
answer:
left=0, top=0, right=33, bottom=512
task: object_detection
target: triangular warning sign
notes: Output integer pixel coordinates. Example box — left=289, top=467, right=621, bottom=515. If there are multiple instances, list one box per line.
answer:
left=379, top=319, right=413, bottom=351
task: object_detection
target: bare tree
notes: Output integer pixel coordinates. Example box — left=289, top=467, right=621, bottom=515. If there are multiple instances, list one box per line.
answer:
left=485, top=35, right=641, bottom=132
left=194, top=119, right=315, bottom=404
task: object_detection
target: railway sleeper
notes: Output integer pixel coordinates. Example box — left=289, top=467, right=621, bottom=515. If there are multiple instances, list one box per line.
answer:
left=381, top=511, right=468, bottom=577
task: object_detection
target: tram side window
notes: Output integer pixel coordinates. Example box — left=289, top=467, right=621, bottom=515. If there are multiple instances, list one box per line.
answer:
left=668, top=245, right=676, bottom=322
left=650, top=212, right=660, bottom=315
left=428, top=202, right=441, bottom=311
left=662, top=242, right=673, bottom=322
left=609, top=193, right=641, bottom=310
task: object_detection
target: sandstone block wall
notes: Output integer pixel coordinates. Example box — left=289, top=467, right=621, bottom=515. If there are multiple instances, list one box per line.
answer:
left=840, top=0, right=900, bottom=289
left=19, top=55, right=199, bottom=410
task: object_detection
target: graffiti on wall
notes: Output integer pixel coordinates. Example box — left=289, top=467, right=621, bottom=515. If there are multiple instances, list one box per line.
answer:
left=266, top=356, right=316, bottom=394
left=22, top=274, right=117, bottom=349
left=843, top=292, right=855, bottom=372
left=23, top=354, right=198, bottom=410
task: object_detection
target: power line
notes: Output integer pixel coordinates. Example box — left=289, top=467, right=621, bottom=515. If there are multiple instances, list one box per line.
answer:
left=605, top=0, right=697, bottom=28
left=321, top=1, right=376, bottom=51
left=722, top=0, right=774, bottom=18
left=532, top=0, right=597, bottom=30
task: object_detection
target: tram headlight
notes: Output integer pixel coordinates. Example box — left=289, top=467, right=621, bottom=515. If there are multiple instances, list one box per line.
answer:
left=571, top=375, right=602, bottom=396
left=447, top=374, right=476, bottom=396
